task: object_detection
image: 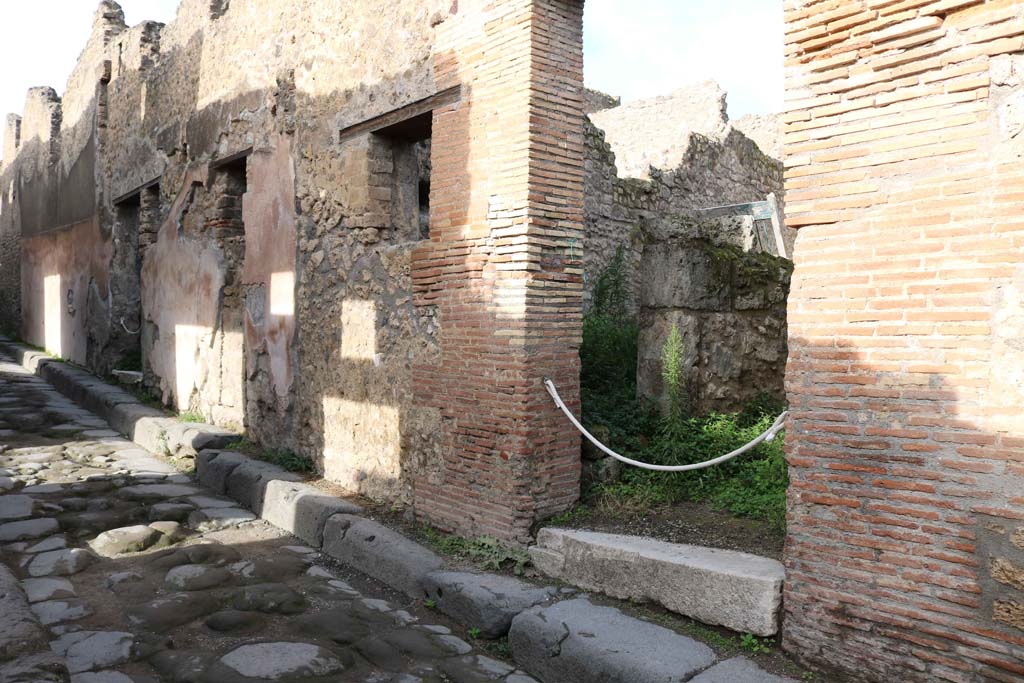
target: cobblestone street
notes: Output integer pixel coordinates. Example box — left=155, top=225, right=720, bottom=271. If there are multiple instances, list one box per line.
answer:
left=0, top=353, right=537, bottom=683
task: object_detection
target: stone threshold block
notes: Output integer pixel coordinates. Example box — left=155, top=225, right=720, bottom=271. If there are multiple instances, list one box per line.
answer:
left=530, top=528, right=785, bottom=636
left=509, top=598, right=717, bottom=683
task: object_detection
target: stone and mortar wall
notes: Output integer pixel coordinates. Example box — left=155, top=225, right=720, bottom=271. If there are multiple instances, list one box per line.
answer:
left=583, top=82, right=790, bottom=314
left=0, top=0, right=586, bottom=542
left=784, top=1, right=1024, bottom=681
left=638, top=241, right=792, bottom=415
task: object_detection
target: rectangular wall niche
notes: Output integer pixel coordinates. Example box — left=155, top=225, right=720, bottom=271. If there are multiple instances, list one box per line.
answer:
left=374, top=111, right=432, bottom=241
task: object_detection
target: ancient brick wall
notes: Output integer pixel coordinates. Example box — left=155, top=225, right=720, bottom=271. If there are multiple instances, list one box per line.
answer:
left=410, top=0, right=585, bottom=542
left=783, top=0, right=1024, bottom=680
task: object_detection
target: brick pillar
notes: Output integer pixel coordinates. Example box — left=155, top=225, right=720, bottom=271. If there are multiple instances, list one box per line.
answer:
left=783, top=1, right=1024, bottom=681
left=412, top=0, right=584, bottom=544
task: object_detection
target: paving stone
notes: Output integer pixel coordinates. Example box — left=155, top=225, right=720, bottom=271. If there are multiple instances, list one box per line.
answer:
left=421, top=571, right=558, bottom=638
left=187, top=507, right=256, bottom=531
left=89, top=525, right=163, bottom=556
left=117, top=484, right=201, bottom=502
left=509, top=598, right=717, bottom=683
left=127, top=592, right=222, bottom=632
left=0, top=494, right=35, bottom=521
left=71, top=672, right=136, bottom=683
left=22, top=577, right=76, bottom=603
left=165, top=564, right=234, bottom=591
left=204, top=609, right=266, bottom=634
left=0, top=517, right=59, bottom=542
left=51, top=631, right=135, bottom=674
left=215, top=642, right=349, bottom=680
left=24, top=534, right=67, bottom=553
left=689, top=656, right=798, bottom=683
left=232, top=583, right=307, bottom=614
left=106, top=572, right=144, bottom=589
left=439, top=655, right=516, bottom=681
left=322, top=515, right=443, bottom=597
left=531, top=528, right=785, bottom=636
left=31, top=598, right=92, bottom=625
left=150, top=649, right=213, bottom=682
left=28, top=548, right=94, bottom=577
left=148, top=502, right=195, bottom=522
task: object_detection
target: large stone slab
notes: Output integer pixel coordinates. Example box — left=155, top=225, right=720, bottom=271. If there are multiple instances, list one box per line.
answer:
left=225, top=460, right=303, bottom=513
left=0, top=518, right=59, bottom=542
left=530, top=528, right=784, bottom=636
left=690, top=656, right=798, bottom=683
left=195, top=451, right=249, bottom=496
left=322, top=515, right=443, bottom=597
left=509, top=598, right=716, bottom=683
left=260, top=480, right=362, bottom=547
left=421, top=571, right=558, bottom=638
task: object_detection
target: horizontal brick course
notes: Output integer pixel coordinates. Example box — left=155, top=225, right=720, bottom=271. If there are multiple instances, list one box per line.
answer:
left=783, top=0, right=1024, bottom=680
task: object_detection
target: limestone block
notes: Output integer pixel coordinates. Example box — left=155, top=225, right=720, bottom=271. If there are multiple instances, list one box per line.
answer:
left=107, top=402, right=165, bottom=441
left=224, top=460, right=303, bottom=513
left=509, top=598, right=716, bottom=683
left=530, top=528, right=785, bottom=636
left=260, top=480, right=362, bottom=547
left=195, top=451, right=249, bottom=495
left=322, top=515, right=442, bottom=597
left=420, top=571, right=558, bottom=638
left=690, top=656, right=798, bottom=683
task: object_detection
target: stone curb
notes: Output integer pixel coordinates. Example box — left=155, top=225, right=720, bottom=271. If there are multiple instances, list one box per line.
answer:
left=0, top=338, right=237, bottom=461
left=0, top=337, right=798, bottom=683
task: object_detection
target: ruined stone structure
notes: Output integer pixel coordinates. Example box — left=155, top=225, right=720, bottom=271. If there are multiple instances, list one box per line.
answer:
left=583, top=82, right=791, bottom=313
left=583, top=82, right=793, bottom=413
left=3, top=1, right=1023, bottom=680
left=0, top=0, right=585, bottom=544
left=637, top=241, right=792, bottom=415
left=784, top=0, right=1024, bottom=680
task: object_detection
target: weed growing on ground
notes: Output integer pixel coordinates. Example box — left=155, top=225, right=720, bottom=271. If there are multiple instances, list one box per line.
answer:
left=178, top=410, right=205, bottom=423
left=421, top=527, right=532, bottom=575
left=224, top=438, right=315, bottom=474
left=740, top=633, right=775, bottom=655
left=423, top=598, right=437, bottom=609
left=579, top=253, right=789, bottom=529
left=466, top=627, right=482, bottom=639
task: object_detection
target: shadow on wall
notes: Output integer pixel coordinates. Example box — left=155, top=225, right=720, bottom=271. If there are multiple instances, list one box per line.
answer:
left=783, top=330, right=1024, bottom=682
left=4, top=0, right=585, bottom=544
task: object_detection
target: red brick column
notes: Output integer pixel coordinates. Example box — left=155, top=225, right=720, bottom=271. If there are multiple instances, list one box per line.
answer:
left=411, top=0, right=584, bottom=544
left=783, top=1, right=1024, bottom=680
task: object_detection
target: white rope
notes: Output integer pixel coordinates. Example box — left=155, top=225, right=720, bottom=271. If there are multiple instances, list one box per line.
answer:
left=543, top=378, right=788, bottom=472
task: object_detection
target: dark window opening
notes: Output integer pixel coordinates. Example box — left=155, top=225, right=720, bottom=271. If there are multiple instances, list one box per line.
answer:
left=207, top=156, right=247, bottom=240
left=375, top=111, right=432, bottom=241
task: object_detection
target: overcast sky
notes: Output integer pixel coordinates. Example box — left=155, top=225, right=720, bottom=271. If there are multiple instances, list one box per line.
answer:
left=0, top=0, right=782, bottom=150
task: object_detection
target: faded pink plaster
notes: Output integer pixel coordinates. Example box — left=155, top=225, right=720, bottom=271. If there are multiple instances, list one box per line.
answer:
left=140, top=166, right=226, bottom=412
left=241, top=136, right=297, bottom=409
left=20, top=217, right=112, bottom=364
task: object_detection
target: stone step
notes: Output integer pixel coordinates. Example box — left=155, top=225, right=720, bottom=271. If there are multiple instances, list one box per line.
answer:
left=529, top=528, right=785, bottom=636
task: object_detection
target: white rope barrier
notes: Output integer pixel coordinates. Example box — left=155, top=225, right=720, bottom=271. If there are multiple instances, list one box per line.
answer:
left=543, top=378, right=789, bottom=473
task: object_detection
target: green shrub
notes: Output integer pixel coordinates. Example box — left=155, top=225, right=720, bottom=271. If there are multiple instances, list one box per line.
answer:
left=578, top=250, right=789, bottom=529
